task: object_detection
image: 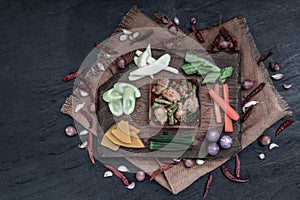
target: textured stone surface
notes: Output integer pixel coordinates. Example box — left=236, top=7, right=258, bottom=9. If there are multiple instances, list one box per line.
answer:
left=0, top=0, right=299, bottom=199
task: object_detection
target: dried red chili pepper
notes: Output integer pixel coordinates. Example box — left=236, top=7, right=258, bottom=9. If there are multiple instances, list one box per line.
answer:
left=203, top=174, right=213, bottom=199
left=257, top=50, right=273, bottom=65
left=221, top=165, right=249, bottom=183
left=62, top=66, right=87, bottom=82
left=235, top=154, right=240, bottom=178
left=88, top=132, right=95, bottom=165
left=150, top=162, right=179, bottom=182
left=93, top=42, right=118, bottom=54
left=190, top=20, right=205, bottom=43
left=208, top=33, right=221, bottom=53
left=242, top=82, right=266, bottom=106
left=275, top=118, right=294, bottom=138
left=130, top=29, right=154, bottom=44
left=79, top=109, right=93, bottom=128
left=242, top=105, right=255, bottom=122
left=77, top=74, right=94, bottom=92
left=104, top=165, right=130, bottom=186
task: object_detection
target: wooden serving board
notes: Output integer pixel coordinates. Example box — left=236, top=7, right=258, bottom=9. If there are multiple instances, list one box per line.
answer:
left=96, top=50, right=241, bottom=158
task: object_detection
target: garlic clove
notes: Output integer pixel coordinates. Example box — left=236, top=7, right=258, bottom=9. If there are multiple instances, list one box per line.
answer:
left=119, top=34, right=128, bottom=42
left=75, top=103, right=85, bottom=113
left=126, top=182, right=135, bottom=189
left=97, top=62, right=105, bottom=71
left=173, top=17, right=179, bottom=26
left=161, top=16, right=169, bottom=24
left=242, top=101, right=259, bottom=113
left=173, top=158, right=182, bottom=162
left=79, top=90, right=89, bottom=97
left=196, top=159, right=205, bottom=165
left=79, top=129, right=89, bottom=136
left=258, top=153, right=265, bottom=160
left=132, top=32, right=140, bottom=39
left=104, top=171, right=113, bottom=177
left=282, top=83, right=292, bottom=89
left=103, top=53, right=112, bottom=60
left=117, top=165, right=129, bottom=173
left=122, top=29, right=132, bottom=35
left=269, top=143, right=279, bottom=150
left=271, top=73, right=284, bottom=80
left=78, top=141, right=87, bottom=149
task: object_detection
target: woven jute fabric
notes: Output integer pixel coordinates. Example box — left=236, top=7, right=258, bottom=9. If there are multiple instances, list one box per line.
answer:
left=61, top=6, right=291, bottom=194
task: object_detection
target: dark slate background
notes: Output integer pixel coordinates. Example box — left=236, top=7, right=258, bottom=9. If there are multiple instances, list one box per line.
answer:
left=0, top=0, right=299, bottom=199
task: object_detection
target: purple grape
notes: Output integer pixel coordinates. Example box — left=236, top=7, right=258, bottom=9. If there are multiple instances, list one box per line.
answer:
left=206, top=129, right=221, bottom=142
left=207, top=143, right=219, bottom=156
left=220, top=135, right=233, bottom=149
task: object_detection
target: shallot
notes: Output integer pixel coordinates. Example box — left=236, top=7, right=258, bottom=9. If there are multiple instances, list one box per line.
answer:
left=117, top=56, right=126, bottom=69
left=219, top=135, right=233, bottom=149
left=269, top=61, right=280, bottom=72
left=65, top=125, right=77, bottom=136
left=242, top=79, right=255, bottom=90
left=206, top=129, right=221, bottom=142
left=89, top=103, right=97, bottom=113
left=258, top=134, right=271, bottom=146
left=135, top=171, right=146, bottom=182
left=168, top=24, right=178, bottom=34
left=207, top=143, right=219, bottom=156
left=183, top=159, right=194, bottom=168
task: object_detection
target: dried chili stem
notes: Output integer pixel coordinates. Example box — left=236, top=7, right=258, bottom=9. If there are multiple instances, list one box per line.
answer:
left=257, top=51, right=273, bottom=65
left=203, top=174, right=213, bottom=199
left=275, top=118, right=294, bottom=138
left=88, top=132, right=95, bottom=165
left=242, top=82, right=265, bottom=106
left=104, top=165, right=130, bottom=186
left=150, top=162, right=179, bottom=182
left=235, top=154, right=240, bottom=178
left=221, top=165, right=249, bottom=183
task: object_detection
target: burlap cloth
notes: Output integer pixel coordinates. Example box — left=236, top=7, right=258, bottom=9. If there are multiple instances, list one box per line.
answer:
left=61, top=6, right=291, bottom=194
